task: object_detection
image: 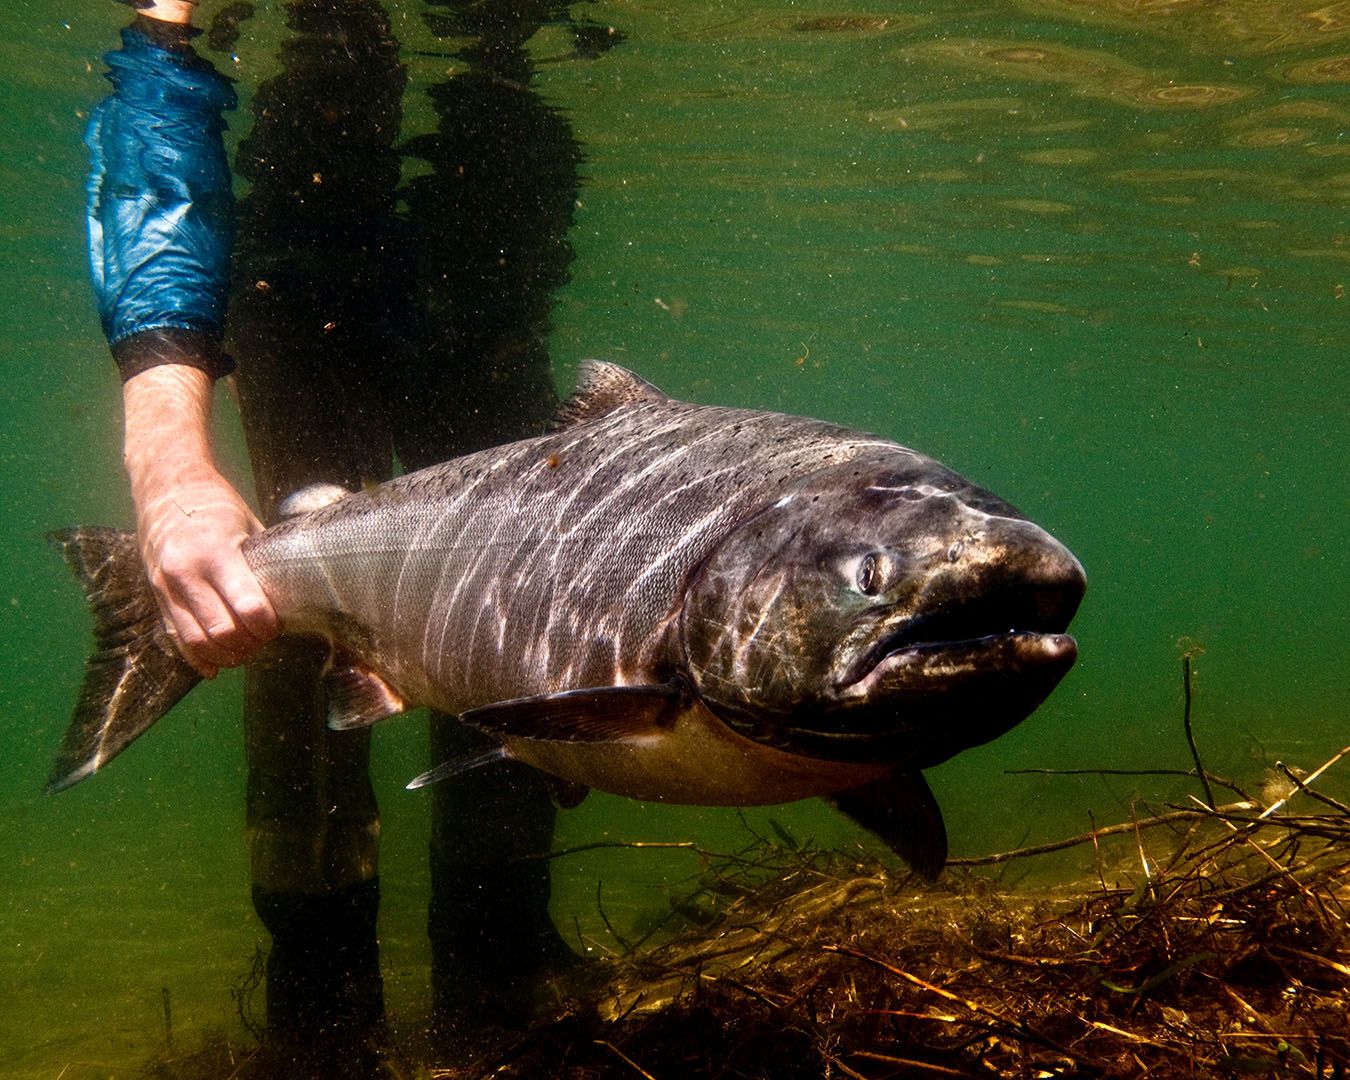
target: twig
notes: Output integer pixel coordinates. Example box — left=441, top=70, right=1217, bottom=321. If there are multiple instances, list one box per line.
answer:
left=161, top=986, right=173, bottom=1051
left=519, top=839, right=699, bottom=862
left=1276, top=755, right=1350, bottom=817
left=1218, top=984, right=1279, bottom=1035
left=1179, top=807, right=1350, bottom=845
left=596, top=880, right=633, bottom=952
left=1086, top=1019, right=1173, bottom=1050
left=1186, top=796, right=1321, bottom=905
left=593, top=1039, right=657, bottom=1080
left=1269, top=943, right=1350, bottom=979
left=1007, top=767, right=1250, bottom=801
left=1181, top=653, right=1216, bottom=810
left=947, top=803, right=1253, bottom=866
left=848, top=1049, right=973, bottom=1076
left=1131, top=802, right=1155, bottom=885
left=819, top=1053, right=871, bottom=1080
left=229, top=944, right=265, bottom=1043
left=1090, top=809, right=1108, bottom=893
left=1258, top=745, right=1350, bottom=821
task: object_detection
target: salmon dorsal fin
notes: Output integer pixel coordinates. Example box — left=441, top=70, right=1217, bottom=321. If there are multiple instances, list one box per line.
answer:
left=552, top=360, right=669, bottom=430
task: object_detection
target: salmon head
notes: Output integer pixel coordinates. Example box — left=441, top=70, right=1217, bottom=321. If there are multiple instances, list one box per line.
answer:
left=680, top=451, right=1085, bottom=769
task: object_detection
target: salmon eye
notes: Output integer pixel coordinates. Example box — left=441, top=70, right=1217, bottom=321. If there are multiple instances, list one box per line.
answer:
left=857, top=552, right=881, bottom=595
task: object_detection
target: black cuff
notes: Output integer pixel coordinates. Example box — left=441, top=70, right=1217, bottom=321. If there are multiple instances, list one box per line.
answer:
left=111, top=327, right=236, bottom=382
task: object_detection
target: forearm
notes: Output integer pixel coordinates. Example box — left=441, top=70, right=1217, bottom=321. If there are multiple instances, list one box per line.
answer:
left=122, top=363, right=277, bottom=676
left=123, top=363, right=218, bottom=510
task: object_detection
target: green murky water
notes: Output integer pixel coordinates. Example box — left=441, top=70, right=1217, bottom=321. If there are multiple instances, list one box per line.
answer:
left=1, top=0, right=1346, bottom=1074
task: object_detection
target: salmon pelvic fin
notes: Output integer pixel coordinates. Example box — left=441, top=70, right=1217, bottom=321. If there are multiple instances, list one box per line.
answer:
left=46, top=526, right=201, bottom=793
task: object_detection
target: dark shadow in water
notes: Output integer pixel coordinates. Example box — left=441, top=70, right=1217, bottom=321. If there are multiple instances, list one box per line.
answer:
left=399, top=0, right=588, bottom=468
left=218, top=0, right=599, bottom=504
left=224, top=0, right=414, bottom=515
left=194, top=0, right=614, bottom=1071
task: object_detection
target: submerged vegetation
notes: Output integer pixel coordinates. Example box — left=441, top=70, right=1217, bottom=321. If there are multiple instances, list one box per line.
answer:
left=440, top=757, right=1350, bottom=1080
left=135, top=659, right=1348, bottom=1079
left=141, top=741, right=1349, bottom=1079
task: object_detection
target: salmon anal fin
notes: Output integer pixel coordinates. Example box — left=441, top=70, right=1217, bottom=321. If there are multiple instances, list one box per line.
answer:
left=324, top=664, right=407, bottom=730
left=829, top=770, right=948, bottom=881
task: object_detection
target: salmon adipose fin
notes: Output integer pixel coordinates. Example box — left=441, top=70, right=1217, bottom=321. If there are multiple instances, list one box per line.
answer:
left=46, top=527, right=201, bottom=793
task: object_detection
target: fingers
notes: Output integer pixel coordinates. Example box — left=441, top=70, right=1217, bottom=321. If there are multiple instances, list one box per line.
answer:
left=218, top=565, right=281, bottom=644
left=141, top=507, right=279, bottom=675
left=132, top=467, right=282, bottom=676
left=149, top=536, right=280, bottom=678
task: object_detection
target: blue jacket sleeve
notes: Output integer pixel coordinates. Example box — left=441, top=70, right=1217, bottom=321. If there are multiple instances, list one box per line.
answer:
left=85, top=22, right=238, bottom=378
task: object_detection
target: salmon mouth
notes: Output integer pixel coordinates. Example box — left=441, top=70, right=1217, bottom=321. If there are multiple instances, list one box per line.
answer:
left=718, top=630, right=1079, bottom=766
left=718, top=570, right=1084, bottom=766
left=819, top=571, right=1083, bottom=761
left=839, top=567, right=1082, bottom=692
left=841, top=628, right=1078, bottom=698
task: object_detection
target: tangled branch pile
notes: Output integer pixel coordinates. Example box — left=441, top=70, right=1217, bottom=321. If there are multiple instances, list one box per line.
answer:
left=447, top=749, right=1349, bottom=1080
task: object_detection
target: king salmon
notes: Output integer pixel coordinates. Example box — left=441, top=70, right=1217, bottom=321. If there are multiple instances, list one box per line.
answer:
left=48, top=362, right=1085, bottom=877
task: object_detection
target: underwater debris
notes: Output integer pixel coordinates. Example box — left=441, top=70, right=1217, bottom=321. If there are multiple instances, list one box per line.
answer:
left=425, top=743, right=1350, bottom=1080
left=139, top=655, right=1348, bottom=1080
left=137, top=746, right=1349, bottom=1079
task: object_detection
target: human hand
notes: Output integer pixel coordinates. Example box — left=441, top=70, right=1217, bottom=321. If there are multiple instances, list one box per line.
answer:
left=134, top=467, right=279, bottom=678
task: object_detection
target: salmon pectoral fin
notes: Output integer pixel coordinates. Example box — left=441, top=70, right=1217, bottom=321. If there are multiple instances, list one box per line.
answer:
left=46, top=527, right=202, bottom=793
left=829, top=770, right=948, bottom=881
left=406, top=681, right=685, bottom=795
left=460, top=680, right=686, bottom=744
left=324, top=662, right=407, bottom=730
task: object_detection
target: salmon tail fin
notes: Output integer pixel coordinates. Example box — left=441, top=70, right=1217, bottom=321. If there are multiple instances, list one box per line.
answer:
left=46, top=527, right=202, bottom=793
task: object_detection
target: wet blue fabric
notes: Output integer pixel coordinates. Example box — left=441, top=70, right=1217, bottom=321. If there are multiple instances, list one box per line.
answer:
left=85, top=25, right=237, bottom=347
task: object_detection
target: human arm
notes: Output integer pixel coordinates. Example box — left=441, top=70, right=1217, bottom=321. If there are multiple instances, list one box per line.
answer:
left=123, top=364, right=277, bottom=677
left=133, top=0, right=197, bottom=24
left=88, top=2, right=278, bottom=675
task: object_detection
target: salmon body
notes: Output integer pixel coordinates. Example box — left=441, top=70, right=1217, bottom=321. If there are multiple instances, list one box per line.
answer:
left=50, top=363, right=1085, bottom=877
